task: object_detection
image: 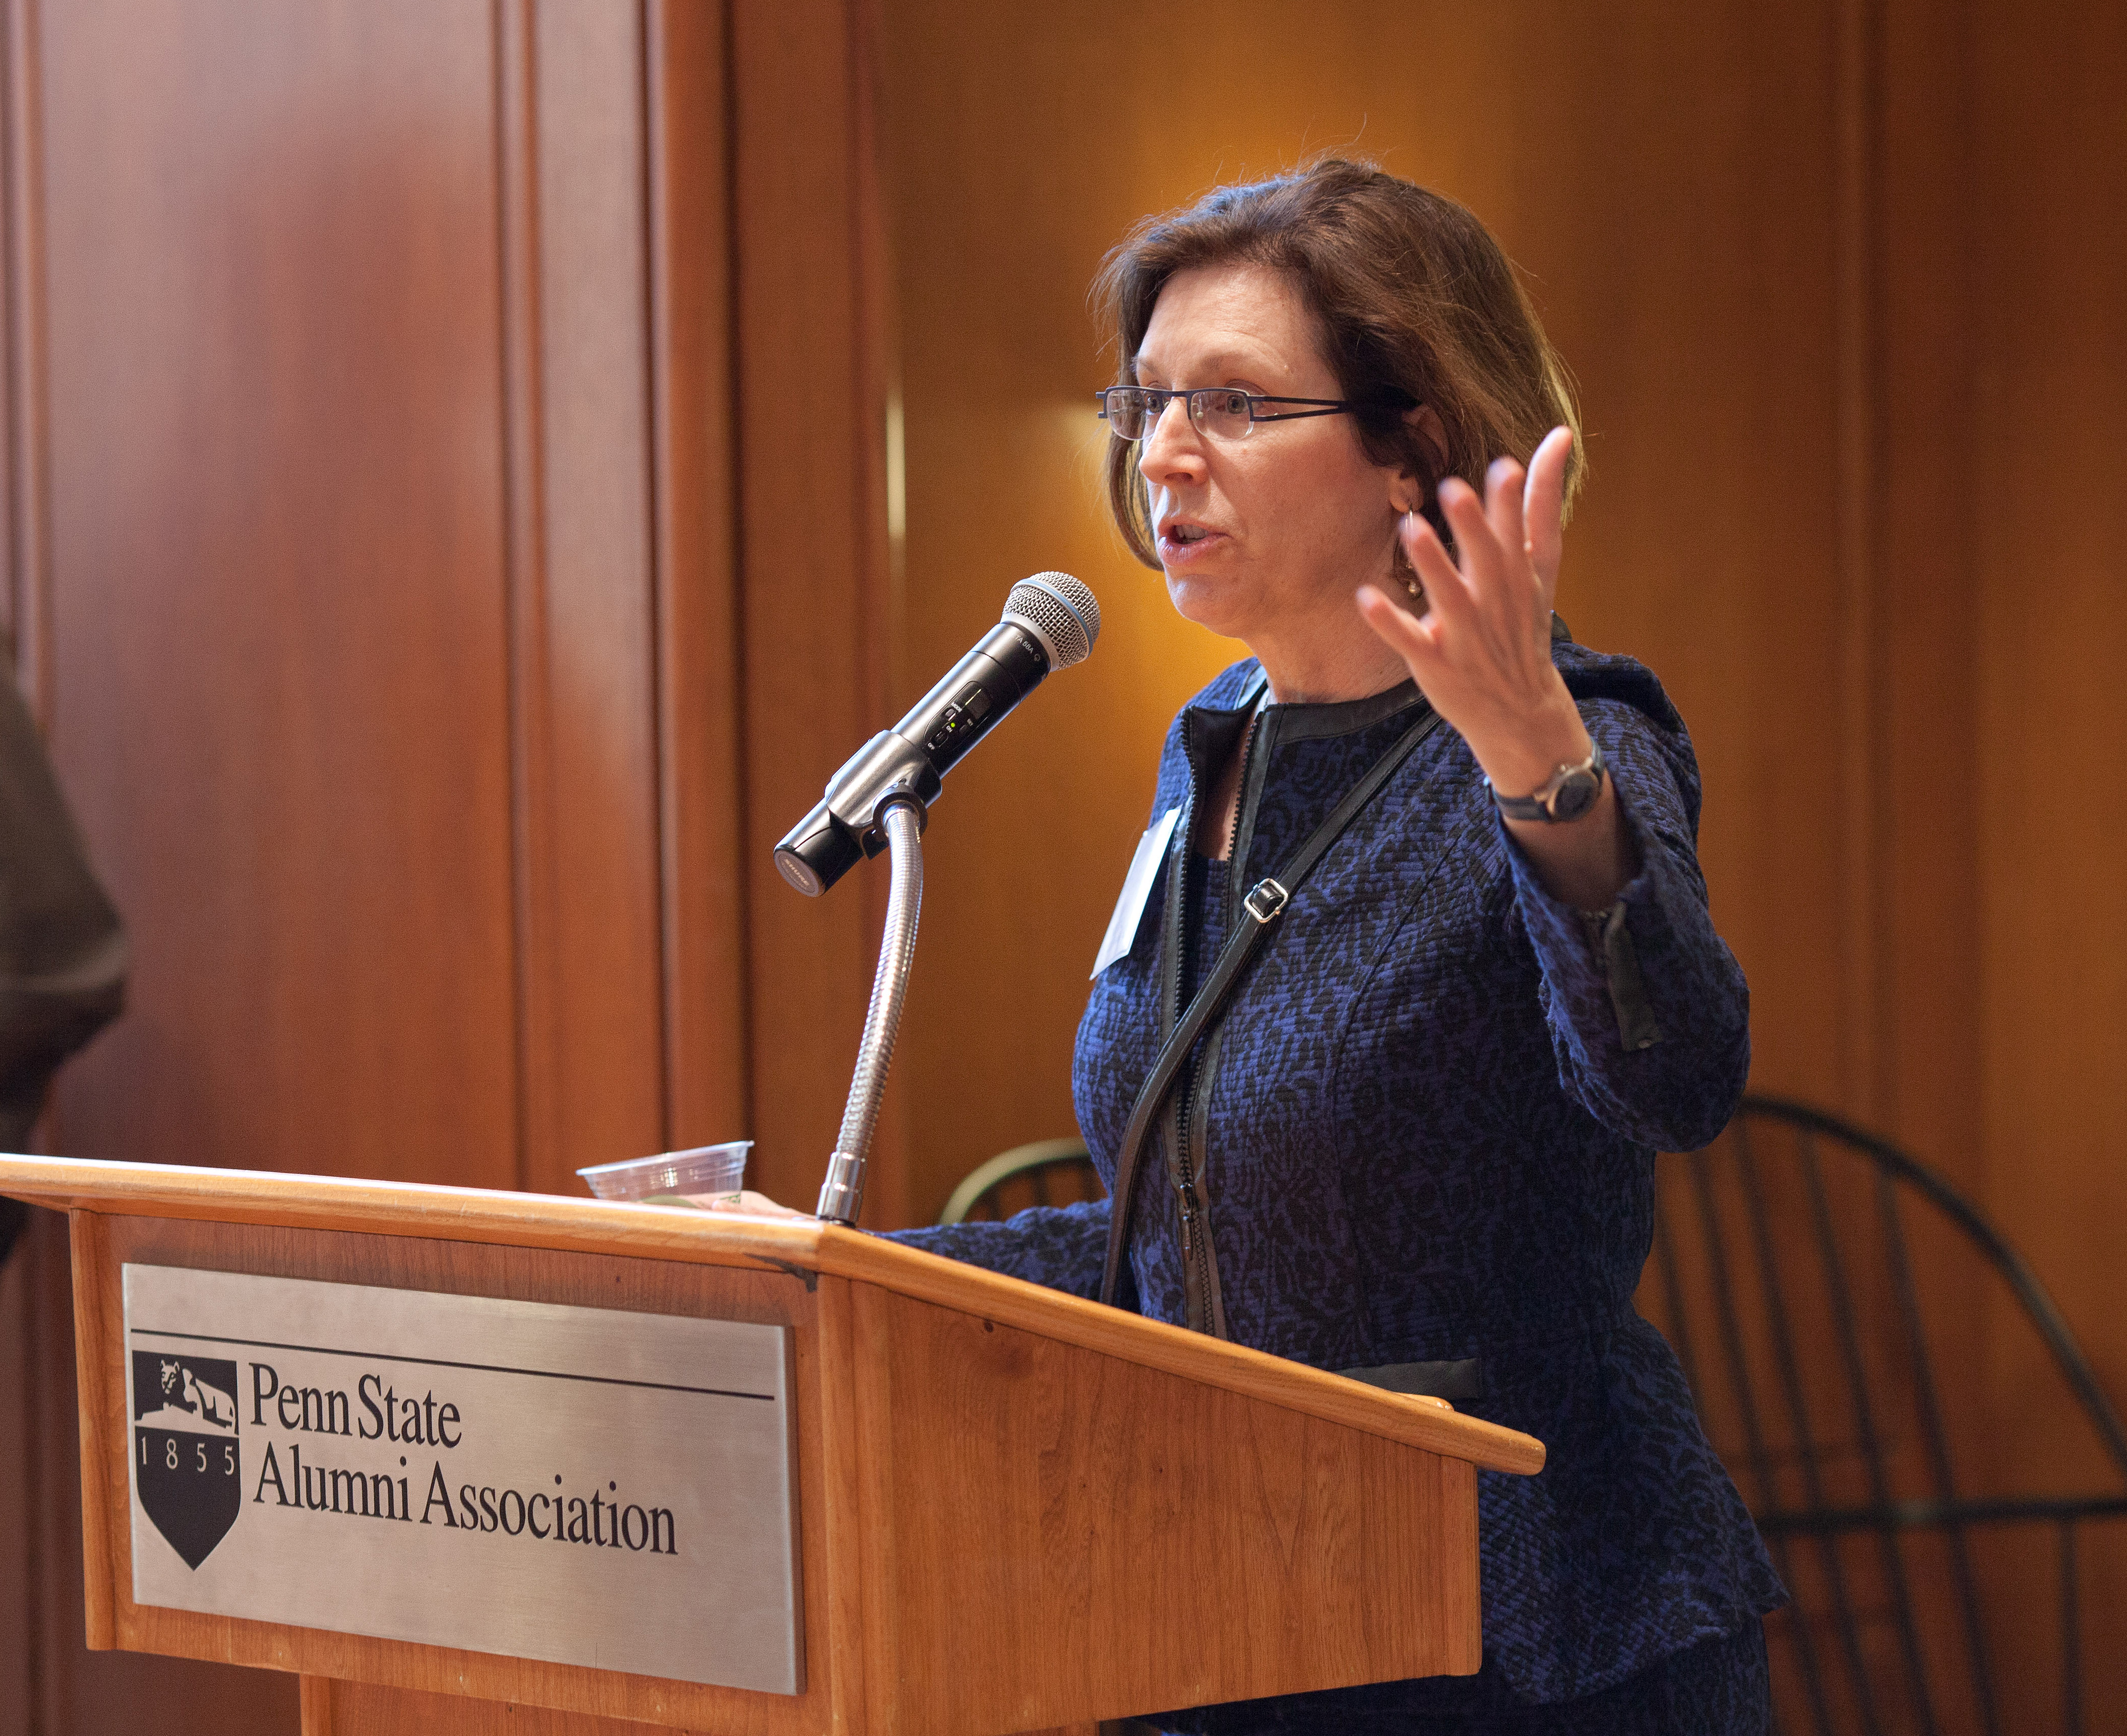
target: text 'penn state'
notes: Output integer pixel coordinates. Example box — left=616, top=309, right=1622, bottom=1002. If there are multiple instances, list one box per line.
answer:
left=245, top=1363, right=678, bottom=1554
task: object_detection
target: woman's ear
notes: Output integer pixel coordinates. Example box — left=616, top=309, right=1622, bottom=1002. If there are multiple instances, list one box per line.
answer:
left=1392, top=404, right=1448, bottom=504
left=1397, top=403, right=1455, bottom=551
left=1401, top=404, right=1448, bottom=484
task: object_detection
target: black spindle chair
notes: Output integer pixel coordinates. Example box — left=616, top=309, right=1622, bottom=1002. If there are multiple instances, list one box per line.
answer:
left=1646, top=1095, right=2127, bottom=1736
left=938, top=1136, right=1099, bottom=1225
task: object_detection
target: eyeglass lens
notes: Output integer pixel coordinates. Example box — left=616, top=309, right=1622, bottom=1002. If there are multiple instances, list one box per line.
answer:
left=1107, top=388, right=1254, bottom=442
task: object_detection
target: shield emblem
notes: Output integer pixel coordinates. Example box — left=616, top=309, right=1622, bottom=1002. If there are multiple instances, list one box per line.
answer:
left=132, top=1351, right=242, bottom=1569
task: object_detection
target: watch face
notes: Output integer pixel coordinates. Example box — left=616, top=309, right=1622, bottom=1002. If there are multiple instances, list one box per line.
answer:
left=1550, top=769, right=1600, bottom=822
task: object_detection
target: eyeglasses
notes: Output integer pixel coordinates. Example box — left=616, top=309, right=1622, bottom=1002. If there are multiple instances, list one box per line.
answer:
left=1095, top=385, right=1362, bottom=443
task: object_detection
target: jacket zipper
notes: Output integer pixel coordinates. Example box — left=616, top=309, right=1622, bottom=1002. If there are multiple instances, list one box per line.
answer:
left=1172, top=703, right=1258, bottom=1334
left=1222, top=707, right=1260, bottom=872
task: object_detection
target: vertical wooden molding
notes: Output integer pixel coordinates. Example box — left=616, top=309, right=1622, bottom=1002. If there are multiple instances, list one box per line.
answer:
left=729, top=0, right=897, bottom=1214
left=1877, top=0, right=1981, bottom=1182
left=1836, top=0, right=1892, bottom=1127
left=847, top=0, right=891, bottom=726
left=644, top=0, right=750, bottom=1151
left=846, top=1279, right=902, bottom=1736
left=813, top=1275, right=869, bottom=1735
left=64, top=1211, right=114, bottom=1654
left=26, top=1210, right=60, bottom=1729
left=2, top=0, right=46, bottom=716
left=497, top=0, right=557, bottom=1194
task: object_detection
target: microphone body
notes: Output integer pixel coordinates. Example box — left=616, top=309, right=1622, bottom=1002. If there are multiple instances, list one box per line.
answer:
left=775, top=573, right=1097, bottom=896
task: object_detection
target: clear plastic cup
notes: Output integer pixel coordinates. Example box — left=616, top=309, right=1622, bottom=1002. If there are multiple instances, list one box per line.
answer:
left=576, top=1141, right=752, bottom=1207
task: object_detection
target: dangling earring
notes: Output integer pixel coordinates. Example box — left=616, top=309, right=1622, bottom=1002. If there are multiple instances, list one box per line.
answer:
left=1393, top=505, right=1422, bottom=600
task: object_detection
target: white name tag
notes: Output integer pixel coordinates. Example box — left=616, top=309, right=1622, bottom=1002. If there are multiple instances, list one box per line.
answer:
left=1091, top=806, right=1181, bottom=978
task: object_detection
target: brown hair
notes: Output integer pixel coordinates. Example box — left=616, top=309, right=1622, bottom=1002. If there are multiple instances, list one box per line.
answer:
left=1094, top=159, right=1582, bottom=567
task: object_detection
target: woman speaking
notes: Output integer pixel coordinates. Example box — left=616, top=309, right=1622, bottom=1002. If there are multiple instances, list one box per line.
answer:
left=898, top=159, right=1783, bottom=1733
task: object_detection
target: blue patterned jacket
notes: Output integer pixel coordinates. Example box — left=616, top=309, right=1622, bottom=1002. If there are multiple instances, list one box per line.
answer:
left=894, top=640, right=1785, bottom=1714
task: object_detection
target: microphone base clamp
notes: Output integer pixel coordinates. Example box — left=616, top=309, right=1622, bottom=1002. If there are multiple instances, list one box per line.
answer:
left=816, top=1151, right=865, bottom=1225
left=773, top=732, right=939, bottom=897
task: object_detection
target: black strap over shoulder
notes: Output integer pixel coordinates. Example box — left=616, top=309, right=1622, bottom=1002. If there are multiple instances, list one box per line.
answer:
left=1098, top=700, right=1444, bottom=1310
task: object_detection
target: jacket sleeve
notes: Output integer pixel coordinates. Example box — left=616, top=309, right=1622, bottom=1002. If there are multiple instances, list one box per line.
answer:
left=1503, top=696, right=1749, bottom=1152
left=885, top=1196, right=1112, bottom=1300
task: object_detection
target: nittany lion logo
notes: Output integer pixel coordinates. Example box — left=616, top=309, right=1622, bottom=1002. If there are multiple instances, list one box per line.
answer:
left=132, top=1352, right=240, bottom=1569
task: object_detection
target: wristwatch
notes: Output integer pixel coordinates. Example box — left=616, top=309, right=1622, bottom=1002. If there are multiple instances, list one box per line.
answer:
left=1489, top=741, right=1606, bottom=823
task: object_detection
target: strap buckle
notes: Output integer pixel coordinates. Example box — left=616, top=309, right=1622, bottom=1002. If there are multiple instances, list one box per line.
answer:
left=1243, top=878, right=1289, bottom=924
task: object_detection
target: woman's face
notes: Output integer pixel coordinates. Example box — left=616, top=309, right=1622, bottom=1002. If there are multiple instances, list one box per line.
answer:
left=1134, top=263, right=1410, bottom=649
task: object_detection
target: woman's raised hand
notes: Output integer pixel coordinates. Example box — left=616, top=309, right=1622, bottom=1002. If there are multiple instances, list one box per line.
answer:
left=1356, top=425, right=1584, bottom=795
left=1357, top=425, right=1636, bottom=909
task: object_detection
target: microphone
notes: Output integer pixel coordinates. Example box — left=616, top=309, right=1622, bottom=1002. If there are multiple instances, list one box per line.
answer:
left=774, top=572, right=1100, bottom=896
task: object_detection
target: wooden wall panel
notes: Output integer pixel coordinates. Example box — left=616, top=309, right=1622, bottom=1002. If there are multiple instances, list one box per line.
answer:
left=517, top=0, right=667, bottom=1192
left=38, top=0, right=522, bottom=1188
left=1971, top=0, right=2127, bottom=1716
left=1973, top=0, right=2127, bottom=1433
left=1878, top=0, right=1981, bottom=1194
left=20, top=0, right=747, bottom=1201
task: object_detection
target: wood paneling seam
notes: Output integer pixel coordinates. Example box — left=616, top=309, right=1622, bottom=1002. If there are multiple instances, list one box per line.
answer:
left=2, top=0, right=47, bottom=716
left=1837, top=0, right=1894, bottom=1129
left=497, top=0, right=559, bottom=1196
left=644, top=0, right=753, bottom=1151
left=644, top=0, right=683, bottom=1157
left=713, top=0, right=755, bottom=1151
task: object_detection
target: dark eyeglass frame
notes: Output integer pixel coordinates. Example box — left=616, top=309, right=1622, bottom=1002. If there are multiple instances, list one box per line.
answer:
left=1095, top=385, right=1362, bottom=442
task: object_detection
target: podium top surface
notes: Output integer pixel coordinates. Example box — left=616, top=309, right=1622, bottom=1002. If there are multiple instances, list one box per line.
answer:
left=0, top=1154, right=1543, bottom=1475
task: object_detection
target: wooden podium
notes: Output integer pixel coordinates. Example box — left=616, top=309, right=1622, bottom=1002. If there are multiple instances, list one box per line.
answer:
left=0, top=1156, right=1543, bottom=1736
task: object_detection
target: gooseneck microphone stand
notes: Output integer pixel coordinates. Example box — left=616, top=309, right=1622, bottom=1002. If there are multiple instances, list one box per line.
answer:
left=814, top=796, right=924, bottom=1225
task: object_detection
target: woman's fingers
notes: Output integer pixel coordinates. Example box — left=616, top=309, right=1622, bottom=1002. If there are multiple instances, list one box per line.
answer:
left=1436, top=478, right=1524, bottom=632
left=1433, top=478, right=1495, bottom=581
left=1357, top=583, right=1445, bottom=686
left=1485, top=457, right=1530, bottom=579
left=1522, top=426, right=1573, bottom=605
left=1402, top=505, right=1473, bottom=622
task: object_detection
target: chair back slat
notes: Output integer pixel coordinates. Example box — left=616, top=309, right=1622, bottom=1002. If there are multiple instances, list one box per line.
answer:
left=1734, top=1125, right=1888, bottom=1736
left=2058, top=1519, right=2081, bottom=1736
left=1878, top=1172, right=2002, bottom=1735
left=1798, top=1132, right=1941, bottom=1736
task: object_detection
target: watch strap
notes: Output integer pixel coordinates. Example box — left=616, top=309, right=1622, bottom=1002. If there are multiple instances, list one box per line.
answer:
left=1490, top=739, right=1606, bottom=822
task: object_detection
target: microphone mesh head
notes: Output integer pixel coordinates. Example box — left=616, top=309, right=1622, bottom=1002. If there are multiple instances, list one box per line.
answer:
left=1003, top=572, right=1100, bottom=669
